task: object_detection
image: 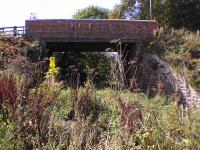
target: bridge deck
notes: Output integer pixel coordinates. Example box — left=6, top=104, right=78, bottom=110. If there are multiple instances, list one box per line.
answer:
left=25, top=19, right=157, bottom=43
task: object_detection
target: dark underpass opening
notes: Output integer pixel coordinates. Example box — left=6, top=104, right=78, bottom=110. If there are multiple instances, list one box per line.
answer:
left=52, top=51, right=114, bottom=88
left=46, top=42, right=137, bottom=89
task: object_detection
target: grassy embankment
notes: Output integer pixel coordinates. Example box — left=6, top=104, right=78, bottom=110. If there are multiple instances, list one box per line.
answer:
left=0, top=29, right=200, bottom=149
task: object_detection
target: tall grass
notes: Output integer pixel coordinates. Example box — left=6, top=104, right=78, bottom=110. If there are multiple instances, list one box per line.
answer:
left=0, top=71, right=200, bottom=149
left=1, top=31, right=200, bottom=149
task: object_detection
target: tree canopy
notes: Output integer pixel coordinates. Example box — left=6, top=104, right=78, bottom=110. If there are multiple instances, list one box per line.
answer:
left=109, top=0, right=200, bottom=30
left=73, top=6, right=109, bottom=19
left=70, top=6, right=111, bottom=85
left=164, top=0, right=200, bottom=30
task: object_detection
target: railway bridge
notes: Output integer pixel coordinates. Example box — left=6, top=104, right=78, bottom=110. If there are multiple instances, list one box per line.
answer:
left=1, top=19, right=158, bottom=90
left=1, top=19, right=157, bottom=57
left=26, top=19, right=157, bottom=88
left=25, top=19, right=157, bottom=57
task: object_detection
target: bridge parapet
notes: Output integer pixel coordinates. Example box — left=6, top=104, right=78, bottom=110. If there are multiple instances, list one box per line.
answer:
left=25, top=19, right=157, bottom=43
left=0, top=26, right=25, bottom=37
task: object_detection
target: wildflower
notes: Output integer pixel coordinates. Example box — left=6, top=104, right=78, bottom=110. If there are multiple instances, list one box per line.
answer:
left=46, top=57, right=60, bottom=79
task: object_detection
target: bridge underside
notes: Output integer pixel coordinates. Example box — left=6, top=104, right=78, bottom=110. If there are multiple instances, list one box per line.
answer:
left=25, top=19, right=157, bottom=89
left=45, top=41, right=134, bottom=53
left=25, top=19, right=156, bottom=57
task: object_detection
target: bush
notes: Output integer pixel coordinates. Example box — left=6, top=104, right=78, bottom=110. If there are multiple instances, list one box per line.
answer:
left=152, top=28, right=200, bottom=92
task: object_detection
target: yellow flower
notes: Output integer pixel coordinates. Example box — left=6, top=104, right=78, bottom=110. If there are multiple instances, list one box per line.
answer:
left=46, top=57, right=60, bottom=79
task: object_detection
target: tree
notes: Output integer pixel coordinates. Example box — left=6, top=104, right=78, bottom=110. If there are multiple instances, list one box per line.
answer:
left=109, top=0, right=141, bottom=19
left=110, top=0, right=200, bottom=30
left=109, top=1, right=134, bottom=19
left=73, top=6, right=109, bottom=19
left=164, top=0, right=200, bottom=30
left=109, top=0, right=166, bottom=23
left=137, top=0, right=167, bottom=26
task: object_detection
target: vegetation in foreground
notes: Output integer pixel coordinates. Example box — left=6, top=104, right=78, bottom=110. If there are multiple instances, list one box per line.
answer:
left=0, top=33, right=200, bottom=149
left=1, top=1, right=200, bottom=149
left=152, top=28, right=200, bottom=92
left=1, top=72, right=200, bottom=150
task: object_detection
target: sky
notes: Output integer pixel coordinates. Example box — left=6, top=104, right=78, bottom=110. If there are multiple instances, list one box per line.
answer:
left=0, top=0, right=120, bottom=27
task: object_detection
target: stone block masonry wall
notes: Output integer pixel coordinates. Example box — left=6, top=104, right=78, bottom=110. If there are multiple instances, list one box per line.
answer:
left=137, top=53, right=177, bottom=97
left=25, top=19, right=157, bottom=42
left=126, top=44, right=177, bottom=97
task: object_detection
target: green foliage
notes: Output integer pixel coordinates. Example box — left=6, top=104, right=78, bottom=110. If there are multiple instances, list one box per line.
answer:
left=163, top=0, right=200, bottom=30
left=0, top=37, right=26, bottom=70
left=1, top=69, right=200, bottom=149
left=110, top=0, right=200, bottom=29
left=153, top=28, right=200, bottom=92
left=62, top=52, right=111, bottom=87
left=0, top=121, right=24, bottom=149
left=1, top=19, right=200, bottom=150
left=69, top=6, right=111, bottom=86
left=109, top=0, right=164, bottom=20
left=73, top=5, right=109, bottom=19
left=78, top=52, right=111, bottom=82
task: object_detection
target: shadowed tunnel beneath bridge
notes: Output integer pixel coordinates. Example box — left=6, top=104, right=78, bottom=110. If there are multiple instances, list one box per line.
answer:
left=25, top=19, right=157, bottom=88
left=44, top=41, right=138, bottom=88
left=45, top=41, right=134, bottom=53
